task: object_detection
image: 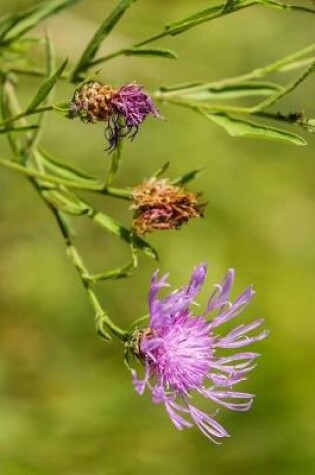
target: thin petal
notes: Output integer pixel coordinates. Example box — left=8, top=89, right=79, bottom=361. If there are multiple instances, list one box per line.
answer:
left=205, top=269, right=235, bottom=314
left=210, top=286, right=255, bottom=329
left=188, top=404, right=229, bottom=442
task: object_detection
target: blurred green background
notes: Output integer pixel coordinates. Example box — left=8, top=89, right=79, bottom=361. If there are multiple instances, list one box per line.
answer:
left=0, top=1, right=314, bottom=474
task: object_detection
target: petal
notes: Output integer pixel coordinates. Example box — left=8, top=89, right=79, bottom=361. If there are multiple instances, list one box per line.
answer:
left=210, top=286, right=255, bottom=329
left=165, top=401, right=193, bottom=430
left=202, top=388, right=254, bottom=412
left=188, top=404, right=229, bottom=442
left=216, top=329, right=269, bottom=349
left=149, top=264, right=207, bottom=329
left=205, top=269, right=235, bottom=314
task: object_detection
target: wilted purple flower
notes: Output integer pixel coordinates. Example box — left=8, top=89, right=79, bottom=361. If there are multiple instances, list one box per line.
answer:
left=131, top=178, right=205, bottom=235
left=68, top=82, right=161, bottom=151
left=130, top=264, right=268, bottom=442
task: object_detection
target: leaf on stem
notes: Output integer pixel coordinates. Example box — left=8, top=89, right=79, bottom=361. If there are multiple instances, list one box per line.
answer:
left=253, top=60, right=315, bottom=111
left=88, top=250, right=138, bottom=282
left=165, top=0, right=251, bottom=36
left=71, top=0, right=137, bottom=81
left=26, top=59, right=68, bottom=113
left=159, top=82, right=203, bottom=93
left=1, top=0, right=82, bottom=44
left=0, top=125, right=39, bottom=133
left=171, top=168, right=204, bottom=186
left=205, top=112, right=307, bottom=145
left=222, top=0, right=236, bottom=13
left=153, top=161, right=170, bottom=178
left=124, top=47, right=177, bottom=59
left=169, top=81, right=282, bottom=101
left=43, top=188, right=90, bottom=215
left=91, top=211, right=158, bottom=260
left=257, top=0, right=315, bottom=14
left=39, top=148, right=99, bottom=185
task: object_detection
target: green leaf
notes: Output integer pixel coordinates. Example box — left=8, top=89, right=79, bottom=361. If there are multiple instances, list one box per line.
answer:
left=159, top=82, right=203, bottom=93
left=206, top=113, right=307, bottom=145
left=222, top=0, right=236, bottom=13
left=71, top=0, right=137, bottom=81
left=279, top=56, right=315, bottom=72
left=175, top=81, right=281, bottom=101
left=2, top=0, right=82, bottom=44
left=165, top=0, right=251, bottom=36
left=88, top=252, right=138, bottom=282
left=26, top=59, right=68, bottom=112
left=124, top=47, right=177, bottom=59
left=43, top=189, right=90, bottom=215
left=91, top=211, right=158, bottom=260
left=0, top=125, right=39, bottom=133
left=39, top=148, right=99, bottom=185
left=153, top=161, right=170, bottom=178
left=253, top=60, right=315, bottom=112
left=257, top=0, right=315, bottom=14
left=0, top=14, right=18, bottom=41
left=171, top=168, right=204, bottom=186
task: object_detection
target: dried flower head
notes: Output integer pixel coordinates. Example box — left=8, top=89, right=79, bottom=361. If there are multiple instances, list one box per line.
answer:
left=129, top=264, right=268, bottom=442
left=131, top=178, right=204, bottom=235
left=68, top=81, right=161, bottom=151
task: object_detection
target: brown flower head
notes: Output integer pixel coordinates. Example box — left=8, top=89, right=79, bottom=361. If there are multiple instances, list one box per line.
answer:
left=131, top=178, right=205, bottom=235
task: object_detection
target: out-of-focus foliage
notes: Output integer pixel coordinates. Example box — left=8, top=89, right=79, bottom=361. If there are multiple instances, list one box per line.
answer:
left=0, top=1, right=314, bottom=474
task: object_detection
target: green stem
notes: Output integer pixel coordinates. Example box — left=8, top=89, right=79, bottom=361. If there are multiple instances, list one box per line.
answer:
left=89, top=1, right=254, bottom=67
left=155, top=94, right=306, bottom=126
left=52, top=209, right=128, bottom=342
left=157, top=43, right=315, bottom=97
left=0, top=105, right=53, bottom=128
left=0, top=157, right=132, bottom=198
left=0, top=80, right=128, bottom=343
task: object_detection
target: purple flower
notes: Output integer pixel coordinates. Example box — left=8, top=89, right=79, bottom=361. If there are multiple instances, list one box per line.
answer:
left=130, top=264, right=268, bottom=442
left=107, top=83, right=161, bottom=151
left=68, top=82, right=161, bottom=152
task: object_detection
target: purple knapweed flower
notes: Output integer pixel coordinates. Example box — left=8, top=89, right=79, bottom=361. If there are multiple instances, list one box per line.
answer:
left=129, top=264, right=268, bottom=442
left=68, top=81, right=161, bottom=152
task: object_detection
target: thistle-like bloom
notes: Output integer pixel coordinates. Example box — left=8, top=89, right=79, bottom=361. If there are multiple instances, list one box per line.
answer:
left=68, top=81, right=161, bottom=151
left=130, top=264, right=268, bottom=442
left=131, top=178, right=204, bottom=234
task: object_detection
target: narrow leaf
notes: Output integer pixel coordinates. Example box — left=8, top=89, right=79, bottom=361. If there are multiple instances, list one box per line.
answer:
left=222, top=0, right=236, bottom=13
left=159, top=82, right=203, bottom=93
left=39, top=148, right=99, bottom=185
left=89, top=253, right=137, bottom=282
left=177, top=81, right=281, bottom=101
left=166, top=0, right=252, bottom=36
left=153, top=161, right=170, bottom=178
left=91, top=211, right=158, bottom=260
left=125, top=47, right=177, bottom=59
left=0, top=125, right=39, bottom=133
left=257, top=0, right=315, bottom=14
left=206, top=113, right=306, bottom=145
left=43, top=189, right=90, bottom=215
left=171, top=168, right=204, bottom=186
left=253, top=60, right=315, bottom=111
left=3, top=0, right=82, bottom=44
left=71, top=0, right=137, bottom=81
left=26, top=59, right=68, bottom=112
